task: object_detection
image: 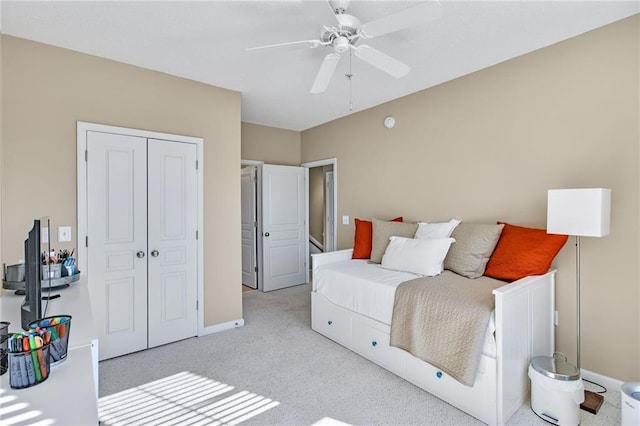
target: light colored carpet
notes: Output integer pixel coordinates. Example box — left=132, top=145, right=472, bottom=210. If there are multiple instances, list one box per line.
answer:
left=99, top=284, right=621, bottom=425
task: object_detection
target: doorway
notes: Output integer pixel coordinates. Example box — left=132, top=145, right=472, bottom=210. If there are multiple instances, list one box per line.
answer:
left=302, top=158, right=338, bottom=270
left=240, top=158, right=336, bottom=291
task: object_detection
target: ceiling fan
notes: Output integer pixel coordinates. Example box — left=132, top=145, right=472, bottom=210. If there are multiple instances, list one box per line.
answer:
left=247, top=0, right=443, bottom=94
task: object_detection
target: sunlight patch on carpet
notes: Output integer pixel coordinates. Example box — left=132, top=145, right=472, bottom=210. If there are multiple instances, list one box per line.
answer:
left=98, top=371, right=279, bottom=425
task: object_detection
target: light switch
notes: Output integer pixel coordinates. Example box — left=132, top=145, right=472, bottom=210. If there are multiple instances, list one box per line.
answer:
left=42, top=227, right=49, bottom=244
left=342, top=215, right=349, bottom=225
left=58, top=226, right=72, bottom=242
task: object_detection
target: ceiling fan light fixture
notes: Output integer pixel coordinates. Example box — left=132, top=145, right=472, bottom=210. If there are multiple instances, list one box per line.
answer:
left=334, top=36, right=350, bottom=54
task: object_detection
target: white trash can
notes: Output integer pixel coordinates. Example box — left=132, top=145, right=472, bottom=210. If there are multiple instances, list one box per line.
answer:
left=622, top=382, right=640, bottom=425
left=528, top=354, right=584, bottom=426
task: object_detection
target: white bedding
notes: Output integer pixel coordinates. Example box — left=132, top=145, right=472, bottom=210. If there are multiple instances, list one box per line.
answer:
left=313, top=259, right=497, bottom=358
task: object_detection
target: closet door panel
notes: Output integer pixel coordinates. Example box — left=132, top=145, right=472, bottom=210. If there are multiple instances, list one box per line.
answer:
left=147, top=139, right=198, bottom=347
left=87, top=131, right=148, bottom=361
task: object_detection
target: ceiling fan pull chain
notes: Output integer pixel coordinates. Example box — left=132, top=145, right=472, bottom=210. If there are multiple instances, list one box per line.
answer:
left=348, top=48, right=354, bottom=111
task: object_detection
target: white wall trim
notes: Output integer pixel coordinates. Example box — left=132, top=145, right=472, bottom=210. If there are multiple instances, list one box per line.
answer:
left=241, top=159, right=264, bottom=166
left=76, top=121, right=206, bottom=336
left=309, top=235, right=324, bottom=252
left=199, top=318, right=245, bottom=336
left=301, top=158, right=336, bottom=169
left=581, top=368, right=625, bottom=392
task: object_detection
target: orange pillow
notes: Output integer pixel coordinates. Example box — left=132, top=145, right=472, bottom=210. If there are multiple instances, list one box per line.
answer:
left=352, top=217, right=403, bottom=259
left=484, top=222, right=568, bottom=281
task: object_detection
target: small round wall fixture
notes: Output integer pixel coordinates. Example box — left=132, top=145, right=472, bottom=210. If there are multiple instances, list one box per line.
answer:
left=383, top=116, right=396, bottom=129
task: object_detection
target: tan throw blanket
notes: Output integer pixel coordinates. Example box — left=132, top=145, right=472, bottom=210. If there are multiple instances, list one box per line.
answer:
left=390, top=271, right=504, bottom=386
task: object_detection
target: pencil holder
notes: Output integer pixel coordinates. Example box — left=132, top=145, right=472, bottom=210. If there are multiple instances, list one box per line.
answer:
left=29, top=315, right=72, bottom=366
left=0, top=321, right=9, bottom=376
left=8, top=343, right=51, bottom=389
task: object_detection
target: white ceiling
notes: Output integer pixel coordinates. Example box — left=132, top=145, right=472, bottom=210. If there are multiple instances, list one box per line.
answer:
left=1, top=1, right=638, bottom=131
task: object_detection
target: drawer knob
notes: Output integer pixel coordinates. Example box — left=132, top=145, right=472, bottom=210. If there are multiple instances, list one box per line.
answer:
left=436, top=371, right=443, bottom=379
left=371, top=341, right=377, bottom=347
left=327, top=320, right=333, bottom=325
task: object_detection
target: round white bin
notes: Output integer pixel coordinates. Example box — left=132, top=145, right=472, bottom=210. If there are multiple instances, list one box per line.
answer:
left=528, top=355, right=584, bottom=426
left=622, top=382, right=640, bottom=425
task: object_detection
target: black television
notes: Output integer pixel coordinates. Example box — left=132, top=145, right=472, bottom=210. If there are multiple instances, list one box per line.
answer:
left=20, top=219, right=43, bottom=330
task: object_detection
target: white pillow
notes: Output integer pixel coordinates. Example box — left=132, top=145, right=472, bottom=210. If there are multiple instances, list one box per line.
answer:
left=381, top=236, right=455, bottom=277
left=414, top=219, right=461, bottom=239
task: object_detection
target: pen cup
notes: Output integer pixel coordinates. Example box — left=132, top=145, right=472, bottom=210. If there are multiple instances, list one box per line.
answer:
left=0, top=321, right=9, bottom=376
left=8, top=343, right=51, bottom=389
left=29, top=315, right=72, bottom=366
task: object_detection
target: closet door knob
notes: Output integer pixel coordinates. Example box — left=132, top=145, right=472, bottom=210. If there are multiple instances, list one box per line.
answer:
left=136, top=251, right=145, bottom=258
left=151, top=250, right=159, bottom=257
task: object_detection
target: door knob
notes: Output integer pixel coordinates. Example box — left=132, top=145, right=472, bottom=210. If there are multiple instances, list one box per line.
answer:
left=151, top=250, right=159, bottom=257
left=136, top=251, right=146, bottom=258
left=264, top=232, right=270, bottom=237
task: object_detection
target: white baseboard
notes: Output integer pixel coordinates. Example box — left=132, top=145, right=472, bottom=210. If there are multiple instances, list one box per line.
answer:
left=199, top=318, right=244, bottom=336
left=581, top=368, right=625, bottom=392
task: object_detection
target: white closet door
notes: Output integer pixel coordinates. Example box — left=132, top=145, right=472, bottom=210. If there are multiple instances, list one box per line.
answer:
left=87, top=131, right=148, bottom=360
left=241, top=166, right=258, bottom=289
left=262, top=164, right=307, bottom=292
left=147, top=139, right=198, bottom=347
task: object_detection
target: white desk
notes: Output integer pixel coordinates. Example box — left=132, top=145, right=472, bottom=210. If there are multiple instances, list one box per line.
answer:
left=0, top=277, right=99, bottom=425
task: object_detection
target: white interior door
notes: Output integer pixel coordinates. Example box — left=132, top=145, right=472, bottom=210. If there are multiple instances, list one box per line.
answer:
left=147, top=139, right=198, bottom=348
left=241, top=167, right=258, bottom=289
left=325, top=171, right=335, bottom=252
left=87, top=131, right=148, bottom=360
left=262, top=164, right=307, bottom=292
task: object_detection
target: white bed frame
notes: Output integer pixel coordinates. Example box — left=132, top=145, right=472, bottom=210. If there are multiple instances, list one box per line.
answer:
left=311, top=249, right=555, bottom=426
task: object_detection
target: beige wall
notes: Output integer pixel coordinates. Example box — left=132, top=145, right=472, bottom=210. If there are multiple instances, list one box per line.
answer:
left=1, top=35, right=242, bottom=328
left=241, top=122, right=301, bottom=165
left=302, top=16, right=640, bottom=381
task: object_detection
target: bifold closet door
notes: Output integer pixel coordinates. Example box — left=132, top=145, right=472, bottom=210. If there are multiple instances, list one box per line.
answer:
left=87, top=133, right=198, bottom=360
left=147, top=139, right=198, bottom=348
left=87, top=131, right=149, bottom=360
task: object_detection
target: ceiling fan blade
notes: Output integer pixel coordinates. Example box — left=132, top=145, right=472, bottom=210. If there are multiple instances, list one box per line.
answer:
left=311, top=53, right=341, bottom=94
left=358, top=0, right=443, bottom=39
left=246, top=39, right=325, bottom=52
left=353, top=45, right=410, bottom=78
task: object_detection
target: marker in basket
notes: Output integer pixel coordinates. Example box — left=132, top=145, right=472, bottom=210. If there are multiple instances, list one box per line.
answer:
left=34, top=336, right=48, bottom=379
left=27, top=334, right=42, bottom=382
left=8, top=337, right=23, bottom=388
left=22, top=337, right=36, bottom=385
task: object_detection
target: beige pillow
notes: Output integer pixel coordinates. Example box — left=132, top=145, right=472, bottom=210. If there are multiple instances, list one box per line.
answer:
left=370, top=219, right=418, bottom=263
left=444, top=223, right=504, bottom=278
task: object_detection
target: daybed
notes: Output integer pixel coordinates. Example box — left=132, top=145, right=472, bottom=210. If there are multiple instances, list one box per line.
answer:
left=311, top=220, right=565, bottom=426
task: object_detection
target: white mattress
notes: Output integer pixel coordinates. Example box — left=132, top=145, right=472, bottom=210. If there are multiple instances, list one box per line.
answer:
left=313, top=259, right=497, bottom=358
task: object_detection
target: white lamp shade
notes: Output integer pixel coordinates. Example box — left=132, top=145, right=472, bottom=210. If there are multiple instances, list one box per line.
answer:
left=547, top=188, right=611, bottom=237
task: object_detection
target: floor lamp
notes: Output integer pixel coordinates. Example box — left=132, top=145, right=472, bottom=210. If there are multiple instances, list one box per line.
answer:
left=547, top=188, right=611, bottom=414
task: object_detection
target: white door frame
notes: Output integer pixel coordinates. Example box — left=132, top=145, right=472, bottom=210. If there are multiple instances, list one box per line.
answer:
left=302, top=158, right=337, bottom=252
left=241, top=159, right=264, bottom=290
left=324, top=171, right=335, bottom=251
left=77, top=121, right=205, bottom=335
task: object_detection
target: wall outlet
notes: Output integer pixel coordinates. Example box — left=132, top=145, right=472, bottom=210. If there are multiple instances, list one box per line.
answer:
left=58, top=226, right=72, bottom=242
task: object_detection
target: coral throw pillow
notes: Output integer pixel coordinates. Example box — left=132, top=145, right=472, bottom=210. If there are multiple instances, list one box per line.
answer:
left=484, top=222, right=568, bottom=281
left=352, top=217, right=403, bottom=259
